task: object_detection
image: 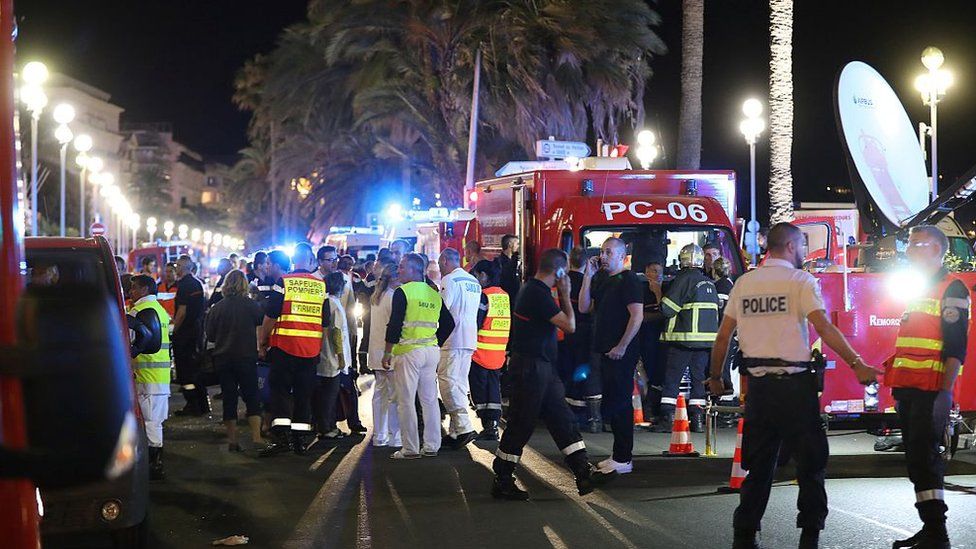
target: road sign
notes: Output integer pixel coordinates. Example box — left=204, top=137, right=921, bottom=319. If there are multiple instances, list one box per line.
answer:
left=535, top=139, right=591, bottom=160
left=90, top=222, right=106, bottom=236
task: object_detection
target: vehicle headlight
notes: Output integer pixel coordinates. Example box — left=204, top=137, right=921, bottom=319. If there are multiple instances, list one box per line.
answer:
left=104, top=411, right=138, bottom=480
left=353, top=302, right=364, bottom=319
left=101, top=500, right=121, bottom=521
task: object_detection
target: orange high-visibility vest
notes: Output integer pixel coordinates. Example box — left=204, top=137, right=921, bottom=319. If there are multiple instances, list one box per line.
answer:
left=157, top=283, right=178, bottom=318
left=269, top=272, right=326, bottom=358
left=472, top=287, right=510, bottom=370
left=887, top=275, right=965, bottom=392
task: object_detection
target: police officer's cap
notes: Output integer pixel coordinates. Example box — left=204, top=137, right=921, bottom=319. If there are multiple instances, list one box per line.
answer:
left=679, top=243, right=704, bottom=269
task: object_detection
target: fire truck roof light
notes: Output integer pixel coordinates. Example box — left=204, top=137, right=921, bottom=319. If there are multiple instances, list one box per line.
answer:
left=468, top=190, right=479, bottom=203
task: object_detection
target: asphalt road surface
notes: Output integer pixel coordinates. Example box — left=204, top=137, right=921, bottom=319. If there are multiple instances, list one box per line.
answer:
left=45, top=375, right=976, bottom=549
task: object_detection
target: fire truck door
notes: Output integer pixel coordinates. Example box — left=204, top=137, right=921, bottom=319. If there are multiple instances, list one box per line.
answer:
left=513, top=181, right=527, bottom=280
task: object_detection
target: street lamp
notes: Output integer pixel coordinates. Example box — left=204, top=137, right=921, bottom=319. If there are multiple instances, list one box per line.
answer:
left=178, top=224, right=188, bottom=241
left=163, top=220, right=174, bottom=240
left=739, top=98, right=765, bottom=265
left=21, top=61, right=48, bottom=235
left=53, top=104, right=75, bottom=237
left=203, top=230, right=213, bottom=259
left=128, top=213, right=141, bottom=251
left=191, top=227, right=201, bottom=243
left=916, top=47, right=952, bottom=202
left=73, top=133, right=93, bottom=235
left=146, top=216, right=158, bottom=243
left=635, top=130, right=659, bottom=169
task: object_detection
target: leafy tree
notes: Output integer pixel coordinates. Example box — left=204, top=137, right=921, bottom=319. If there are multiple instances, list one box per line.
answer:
left=769, top=0, right=794, bottom=223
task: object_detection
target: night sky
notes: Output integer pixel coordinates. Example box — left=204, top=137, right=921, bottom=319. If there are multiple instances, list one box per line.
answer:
left=15, top=0, right=976, bottom=223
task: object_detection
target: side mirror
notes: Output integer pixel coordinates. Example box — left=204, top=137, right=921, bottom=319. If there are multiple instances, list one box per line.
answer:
left=2, top=285, right=138, bottom=488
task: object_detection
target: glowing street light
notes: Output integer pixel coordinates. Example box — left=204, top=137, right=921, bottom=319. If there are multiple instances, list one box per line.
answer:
left=635, top=130, right=659, bottom=169
left=740, top=98, right=766, bottom=265
left=21, top=61, right=49, bottom=236
left=178, top=224, right=189, bottom=240
left=191, top=228, right=201, bottom=242
left=73, top=134, right=93, bottom=234
left=916, top=46, right=952, bottom=202
left=163, top=220, right=174, bottom=240
left=54, top=118, right=74, bottom=237
left=146, top=216, right=158, bottom=242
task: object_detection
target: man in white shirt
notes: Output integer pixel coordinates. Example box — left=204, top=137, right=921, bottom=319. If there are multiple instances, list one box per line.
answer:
left=437, top=248, right=483, bottom=448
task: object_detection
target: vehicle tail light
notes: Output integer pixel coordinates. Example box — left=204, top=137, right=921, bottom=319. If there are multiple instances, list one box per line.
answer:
left=104, top=411, right=138, bottom=480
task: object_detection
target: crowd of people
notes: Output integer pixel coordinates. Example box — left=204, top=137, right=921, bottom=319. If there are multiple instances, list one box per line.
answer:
left=117, top=234, right=742, bottom=489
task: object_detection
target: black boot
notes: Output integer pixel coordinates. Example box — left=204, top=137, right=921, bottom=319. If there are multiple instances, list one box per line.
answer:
left=690, top=406, right=705, bottom=433
left=798, top=528, right=819, bottom=549
left=586, top=399, right=603, bottom=434
left=650, top=410, right=674, bottom=433
left=477, top=419, right=499, bottom=441
left=732, top=528, right=759, bottom=549
left=148, top=447, right=165, bottom=480
left=491, top=475, right=529, bottom=500
left=259, top=430, right=292, bottom=458
left=566, top=451, right=616, bottom=496
left=892, top=525, right=949, bottom=549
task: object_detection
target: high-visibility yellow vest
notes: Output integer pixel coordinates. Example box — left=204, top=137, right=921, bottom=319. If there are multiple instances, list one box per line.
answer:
left=131, top=297, right=172, bottom=394
left=392, top=281, right=442, bottom=356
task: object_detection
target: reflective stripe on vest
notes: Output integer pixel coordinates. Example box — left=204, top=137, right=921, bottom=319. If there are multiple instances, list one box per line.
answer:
left=270, top=273, right=326, bottom=358
left=473, top=287, right=510, bottom=370
left=392, top=281, right=442, bottom=356
left=131, top=298, right=172, bottom=392
left=889, top=275, right=966, bottom=391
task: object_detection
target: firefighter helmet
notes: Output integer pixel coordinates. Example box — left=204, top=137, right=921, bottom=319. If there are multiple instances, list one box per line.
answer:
left=679, top=244, right=704, bottom=269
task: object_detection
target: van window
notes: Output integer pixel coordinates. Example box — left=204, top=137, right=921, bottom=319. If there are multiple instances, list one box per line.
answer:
left=26, top=248, right=111, bottom=294
left=581, top=225, right=743, bottom=276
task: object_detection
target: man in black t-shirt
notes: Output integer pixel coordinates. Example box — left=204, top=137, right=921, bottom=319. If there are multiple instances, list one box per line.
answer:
left=579, top=238, right=643, bottom=476
left=492, top=249, right=613, bottom=501
left=173, top=254, right=208, bottom=415
left=558, top=247, right=601, bottom=432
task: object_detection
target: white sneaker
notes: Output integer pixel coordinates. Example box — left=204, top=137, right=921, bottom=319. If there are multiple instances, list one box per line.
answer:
left=598, top=459, right=633, bottom=474
left=373, top=438, right=389, bottom=447
left=390, top=450, right=421, bottom=460
left=422, top=448, right=439, bottom=457
left=390, top=437, right=402, bottom=448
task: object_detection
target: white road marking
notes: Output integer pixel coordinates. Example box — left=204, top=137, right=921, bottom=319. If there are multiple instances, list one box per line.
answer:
left=356, top=480, right=372, bottom=549
left=827, top=505, right=914, bottom=537
left=543, top=525, right=569, bottom=549
left=309, top=447, right=337, bottom=472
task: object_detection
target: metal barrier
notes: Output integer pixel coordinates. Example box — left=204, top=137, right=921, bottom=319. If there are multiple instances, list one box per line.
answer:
left=704, top=403, right=744, bottom=457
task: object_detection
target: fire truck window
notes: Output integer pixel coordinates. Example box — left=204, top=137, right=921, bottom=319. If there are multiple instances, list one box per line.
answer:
left=948, top=236, right=975, bottom=264
left=560, top=231, right=573, bottom=253
left=582, top=226, right=743, bottom=276
left=26, top=249, right=110, bottom=293
left=798, top=223, right=830, bottom=261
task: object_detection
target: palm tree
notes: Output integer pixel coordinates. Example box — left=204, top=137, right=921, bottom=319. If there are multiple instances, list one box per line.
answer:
left=676, top=0, right=703, bottom=170
left=768, top=0, right=794, bottom=224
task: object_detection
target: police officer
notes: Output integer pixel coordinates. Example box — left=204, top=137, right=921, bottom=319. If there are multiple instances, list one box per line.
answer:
left=491, top=249, right=612, bottom=500
left=208, top=257, right=234, bottom=308
left=651, top=244, right=719, bottom=433
left=129, top=274, right=170, bottom=480
left=259, top=243, right=328, bottom=457
left=708, top=222, right=878, bottom=549
left=889, top=226, right=968, bottom=549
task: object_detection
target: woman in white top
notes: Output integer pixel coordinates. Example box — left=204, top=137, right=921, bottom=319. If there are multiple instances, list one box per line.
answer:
left=315, top=271, right=352, bottom=439
left=368, top=260, right=401, bottom=447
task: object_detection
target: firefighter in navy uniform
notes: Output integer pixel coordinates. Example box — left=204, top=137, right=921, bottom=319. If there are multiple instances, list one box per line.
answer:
left=258, top=243, right=328, bottom=457
left=650, top=244, right=719, bottom=433
left=491, top=249, right=614, bottom=500
left=889, top=226, right=969, bottom=549
left=708, top=223, right=878, bottom=549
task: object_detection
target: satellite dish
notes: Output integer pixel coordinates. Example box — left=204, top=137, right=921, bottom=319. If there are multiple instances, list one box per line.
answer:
left=835, top=61, right=930, bottom=233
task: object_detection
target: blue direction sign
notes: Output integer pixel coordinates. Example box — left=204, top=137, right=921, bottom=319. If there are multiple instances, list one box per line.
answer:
left=535, top=139, right=591, bottom=160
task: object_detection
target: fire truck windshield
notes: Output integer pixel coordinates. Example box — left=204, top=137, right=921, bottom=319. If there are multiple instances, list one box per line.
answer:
left=581, top=225, right=743, bottom=276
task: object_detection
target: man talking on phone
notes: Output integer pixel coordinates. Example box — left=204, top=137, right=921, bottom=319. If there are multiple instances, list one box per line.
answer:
left=579, top=237, right=644, bottom=476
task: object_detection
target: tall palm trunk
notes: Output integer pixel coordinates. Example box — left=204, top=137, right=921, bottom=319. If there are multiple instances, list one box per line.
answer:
left=768, top=0, right=794, bottom=223
left=676, top=0, right=704, bottom=169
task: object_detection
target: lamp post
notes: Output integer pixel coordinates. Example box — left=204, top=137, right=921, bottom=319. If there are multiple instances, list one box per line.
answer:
left=21, top=61, right=48, bottom=235
left=163, top=220, right=174, bottom=241
left=916, top=47, right=952, bottom=202
left=740, top=98, right=765, bottom=266
left=146, top=217, right=157, bottom=243
left=203, top=230, right=213, bottom=260
left=53, top=103, right=75, bottom=236
left=635, top=130, right=659, bottom=169
left=87, top=157, right=105, bottom=224
left=73, top=133, right=93, bottom=235
left=128, top=213, right=140, bottom=251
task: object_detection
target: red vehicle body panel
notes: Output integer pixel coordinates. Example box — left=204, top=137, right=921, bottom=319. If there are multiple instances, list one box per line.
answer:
left=474, top=169, right=740, bottom=275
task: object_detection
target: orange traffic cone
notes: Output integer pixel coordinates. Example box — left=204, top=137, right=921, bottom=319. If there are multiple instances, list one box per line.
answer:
left=632, top=380, right=645, bottom=425
left=718, top=418, right=748, bottom=492
left=662, top=395, right=700, bottom=457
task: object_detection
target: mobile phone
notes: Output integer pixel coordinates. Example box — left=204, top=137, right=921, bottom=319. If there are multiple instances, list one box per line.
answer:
left=555, top=267, right=567, bottom=279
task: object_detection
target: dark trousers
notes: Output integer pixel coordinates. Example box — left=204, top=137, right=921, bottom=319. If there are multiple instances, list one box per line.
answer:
left=661, top=345, right=709, bottom=413
left=733, top=372, right=828, bottom=532
left=639, top=328, right=664, bottom=417
left=313, top=375, right=342, bottom=435
left=268, top=348, right=317, bottom=436
left=469, top=362, right=502, bottom=421
left=172, top=334, right=199, bottom=386
left=893, top=387, right=951, bottom=528
left=493, top=354, right=588, bottom=477
left=559, top=324, right=601, bottom=406
left=338, top=370, right=363, bottom=428
left=599, top=351, right=639, bottom=463
left=215, top=357, right=261, bottom=421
